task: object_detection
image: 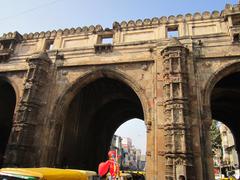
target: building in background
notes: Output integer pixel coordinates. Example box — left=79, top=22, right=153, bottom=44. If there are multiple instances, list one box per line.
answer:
left=110, top=135, right=122, bottom=152
left=110, top=135, right=146, bottom=171
left=219, top=123, right=239, bottom=178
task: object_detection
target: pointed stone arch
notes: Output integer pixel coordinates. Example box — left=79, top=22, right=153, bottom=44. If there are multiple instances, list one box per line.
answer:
left=0, top=77, right=16, bottom=167
left=47, top=68, right=150, bottom=170
left=52, top=68, right=149, bottom=125
left=202, top=61, right=240, bottom=178
left=203, top=62, right=240, bottom=108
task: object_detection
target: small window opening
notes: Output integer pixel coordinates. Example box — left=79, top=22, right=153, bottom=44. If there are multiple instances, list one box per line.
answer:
left=167, top=26, right=179, bottom=38
left=0, top=41, right=12, bottom=50
left=45, top=40, right=54, bottom=50
left=233, top=33, right=240, bottom=43
left=98, top=34, right=113, bottom=44
left=0, top=43, right=3, bottom=50
left=232, top=15, right=240, bottom=26
left=102, top=37, right=113, bottom=44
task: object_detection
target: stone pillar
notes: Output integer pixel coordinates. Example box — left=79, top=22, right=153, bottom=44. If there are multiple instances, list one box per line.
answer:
left=201, top=106, right=214, bottom=180
left=161, top=38, right=194, bottom=180
left=4, top=52, right=51, bottom=167
left=202, top=123, right=214, bottom=180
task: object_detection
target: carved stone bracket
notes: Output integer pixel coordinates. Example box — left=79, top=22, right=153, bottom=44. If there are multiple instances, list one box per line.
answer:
left=146, top=151, right=152, bottom=157
left=94, top=44, right=113, bottom=54
left=158, top=151, right=166, bottom=156
left=146, top=120, right=152, bottom=132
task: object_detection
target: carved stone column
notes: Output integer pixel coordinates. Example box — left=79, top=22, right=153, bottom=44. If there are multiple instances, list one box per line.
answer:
left=201, top=105, right=214, bottom=180
left=4, top=52, right=51, bottom=167
left=161, top=38, right=193, bottom=180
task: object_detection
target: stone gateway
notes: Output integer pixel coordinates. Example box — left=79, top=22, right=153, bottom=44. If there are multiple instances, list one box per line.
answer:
left=0, top=3, right=240, bottom=180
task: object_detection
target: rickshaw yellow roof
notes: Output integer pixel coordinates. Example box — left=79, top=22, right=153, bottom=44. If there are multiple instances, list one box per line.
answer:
left=0, top=167, right=94, bottom=180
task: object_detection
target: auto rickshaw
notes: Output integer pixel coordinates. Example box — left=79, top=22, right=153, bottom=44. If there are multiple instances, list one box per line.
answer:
left=0, top=167, right=98, bottom=180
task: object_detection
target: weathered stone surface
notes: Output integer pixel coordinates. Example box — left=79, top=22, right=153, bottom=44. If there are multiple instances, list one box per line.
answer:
left=0, top=2, right=240, bottom=180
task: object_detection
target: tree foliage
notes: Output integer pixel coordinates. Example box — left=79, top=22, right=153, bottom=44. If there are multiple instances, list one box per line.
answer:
left=210, top=120, right=222, bottom=153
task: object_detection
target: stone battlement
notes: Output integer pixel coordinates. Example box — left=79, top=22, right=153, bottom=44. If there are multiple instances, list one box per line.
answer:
left=0, top=3, right=239, bottom=41
left=0, top=2, right=239, bottom=62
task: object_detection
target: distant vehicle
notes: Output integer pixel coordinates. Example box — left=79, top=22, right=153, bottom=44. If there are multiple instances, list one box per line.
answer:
left=121, top=171, right=145, bottom=180
left=108, top=172, right=132, bottom=180
left=0, top=167, right=98, bottom=180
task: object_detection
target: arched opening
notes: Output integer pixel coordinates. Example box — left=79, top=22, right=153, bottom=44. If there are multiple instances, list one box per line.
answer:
left=0, top=79, right=16, bottom=167
left=112, top=118, right=146, bottom=171
left=58, top=77, right=144, bottom=171
left=210, top=72, right=240, bottom=178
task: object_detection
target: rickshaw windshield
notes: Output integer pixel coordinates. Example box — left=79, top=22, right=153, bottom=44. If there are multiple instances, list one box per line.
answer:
left=0, top=173, right=39, bottom=180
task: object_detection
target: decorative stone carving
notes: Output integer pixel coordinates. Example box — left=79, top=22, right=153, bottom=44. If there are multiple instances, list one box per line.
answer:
left=4, top=51, right=51, bottom=167
left=146, top=120, right=152, bottom=132
left=161, top=38, right=193, bottom=179
left=158, top=151, right=166, bottom=156
left=94, top=44, right=113, bottom=54
left=0, top=31, right=22, bottom=62
left=146, top=151, right=151, bottom=156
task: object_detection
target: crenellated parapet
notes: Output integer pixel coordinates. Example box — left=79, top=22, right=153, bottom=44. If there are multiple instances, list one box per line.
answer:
left=0, top=31, right=23, bottom=62
left=1, top=25, right=104, bottom=41
left=112, top=3, right=240, bottom=31
left=1, top=3, right=240, bottom=40
left=113, top=10, right=223, bottom=31
left=223, top=3, right=240, bottom=15
left=0, top=31, right=23, bottom=41
left=0, top=2, right=239, bottom=62
left=223, top=3, right=240, bottom=42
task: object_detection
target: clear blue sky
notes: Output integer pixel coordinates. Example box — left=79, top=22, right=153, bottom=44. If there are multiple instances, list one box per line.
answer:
left=0, top=0, right=237, bottom=35
left=115, top=119, right=146, bottom=154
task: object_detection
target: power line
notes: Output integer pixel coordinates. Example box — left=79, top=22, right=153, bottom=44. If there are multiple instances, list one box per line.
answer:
left=0, top=0, right=65, bottom=22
